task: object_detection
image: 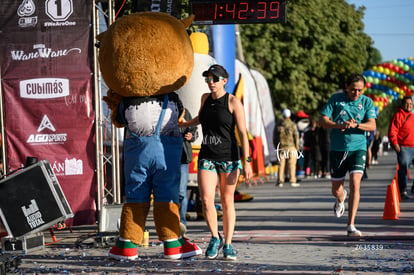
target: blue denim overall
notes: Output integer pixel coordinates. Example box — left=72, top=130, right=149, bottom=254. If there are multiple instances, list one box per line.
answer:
left=121, top=95, right=183, bottom=204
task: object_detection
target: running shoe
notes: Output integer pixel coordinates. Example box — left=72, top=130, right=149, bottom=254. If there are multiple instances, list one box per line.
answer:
left=347, top=225, right=362, bottom=237
left=223, top=244, right=237, bottom=260
left=333, top=189, right=347, bottom=218
left=164, top=237, right=202, bottom=259
left=205, top=233, right=224, bottom=259
left=108, top=239, right=138, bottom=260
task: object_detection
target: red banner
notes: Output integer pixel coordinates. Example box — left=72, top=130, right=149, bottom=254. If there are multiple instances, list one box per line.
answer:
left=0, top=0, right=96, bottom=225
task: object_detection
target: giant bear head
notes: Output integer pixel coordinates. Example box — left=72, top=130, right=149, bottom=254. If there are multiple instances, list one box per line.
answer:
left=97, top=12, right=194, bottom=126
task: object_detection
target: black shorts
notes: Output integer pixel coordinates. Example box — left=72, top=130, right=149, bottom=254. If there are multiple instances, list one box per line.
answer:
left=330, top=150, right=366, bottom=181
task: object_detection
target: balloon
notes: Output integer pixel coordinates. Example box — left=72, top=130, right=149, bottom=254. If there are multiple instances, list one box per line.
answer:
left=363, top=58, right=414, bottom=114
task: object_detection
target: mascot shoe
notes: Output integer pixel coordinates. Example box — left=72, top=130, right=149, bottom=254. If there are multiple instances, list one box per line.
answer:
left=163, top=237, right=202, bottom=259
left=108, top=238, right=138, bottom=260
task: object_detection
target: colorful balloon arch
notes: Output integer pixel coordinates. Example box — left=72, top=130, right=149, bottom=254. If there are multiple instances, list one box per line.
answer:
left=363, top=57, right=414, bottom=114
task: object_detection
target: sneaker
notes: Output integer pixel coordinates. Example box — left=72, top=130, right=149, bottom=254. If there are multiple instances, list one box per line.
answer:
left=164, top=237, right=202, bottom=259
left=290, top=182, right=300, bottom=187
left=276, top=181, right=284, bottom=187
left=205, top=233, right=224, bottom=259
left=401, top=192, right=410, bottom=200
left=333, top=189, right=347, bottom=218
left=223, top=244, right=237, bottom=260
left=347, top=225, right=362, bottom=237
left=108, top=239, right=138, bottom=260
left=234, top=191, right=254, bottom=202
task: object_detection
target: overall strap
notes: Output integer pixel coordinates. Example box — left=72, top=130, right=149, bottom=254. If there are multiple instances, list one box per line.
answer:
left=154, top=94, right=168, bottom=136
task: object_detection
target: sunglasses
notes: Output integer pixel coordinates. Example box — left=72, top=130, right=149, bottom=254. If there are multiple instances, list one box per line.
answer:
left=205, top=75, right=225, bottom=83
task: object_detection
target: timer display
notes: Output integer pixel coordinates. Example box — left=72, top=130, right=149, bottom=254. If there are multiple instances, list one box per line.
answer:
left=189, top=0, right=286, bottom=25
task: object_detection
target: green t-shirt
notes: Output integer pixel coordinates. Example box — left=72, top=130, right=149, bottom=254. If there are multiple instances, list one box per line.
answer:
left=321, top=92, right=376, bottom=151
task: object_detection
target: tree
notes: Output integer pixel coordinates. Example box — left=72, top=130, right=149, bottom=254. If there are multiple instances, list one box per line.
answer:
left=240, top=0, right=374, bottom=116
left=112, top=0, right=380, bottom=119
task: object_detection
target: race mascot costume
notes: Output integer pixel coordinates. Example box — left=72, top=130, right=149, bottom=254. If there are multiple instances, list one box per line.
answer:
left=97, top=12, right=202, bottom=260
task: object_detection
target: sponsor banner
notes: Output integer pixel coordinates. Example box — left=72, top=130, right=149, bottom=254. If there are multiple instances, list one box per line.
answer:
left=19, top=78, right=70, bottom=99
left=0, top=0, right=90, bottom=31
left=0, top=0, right=95, bottom=226
left=0, top=0, right=91, bottom=77
left=4, top=78, right=93, bottom=164
left=1, top=25, right=91, bottom=78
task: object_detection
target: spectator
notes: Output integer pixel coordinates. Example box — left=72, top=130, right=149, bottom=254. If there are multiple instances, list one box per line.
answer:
left=382, top=135, right=390, bottom=155
left=318, top=123, right=331, bottom=178
left=371, top=131, right=382, bottom=165
left=363, top=131, right=375, bottom=179
left=388, top=96, right=414, bottom=200
left=303, top=118, right=322, bottom=178
left=295, top=110, right=310, bottom=176
left=366, top=131, right=375, bottom=168
left=273, top=109, right=301, bottom=187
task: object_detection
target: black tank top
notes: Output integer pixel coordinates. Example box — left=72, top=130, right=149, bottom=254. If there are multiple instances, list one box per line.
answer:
left=198, top=93, right=240, bottom=161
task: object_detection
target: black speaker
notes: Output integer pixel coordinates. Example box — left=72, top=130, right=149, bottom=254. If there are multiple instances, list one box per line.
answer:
left=0, top=160, right=73, bottom=238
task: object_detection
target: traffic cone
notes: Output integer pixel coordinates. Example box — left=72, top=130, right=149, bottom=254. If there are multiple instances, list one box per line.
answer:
left=392, top=179, right=401, bottom=202
left=382, top=185, right=399, bottom=220
left=391, top=180, right=401, bottom=215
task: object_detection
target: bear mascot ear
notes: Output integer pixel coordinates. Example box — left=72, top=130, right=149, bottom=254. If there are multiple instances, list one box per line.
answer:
left=101, top=90, right=124, bottom=127
left=97, top=12, right=194, bottom=128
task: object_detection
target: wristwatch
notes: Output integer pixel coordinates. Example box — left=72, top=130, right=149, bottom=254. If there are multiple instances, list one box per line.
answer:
left=245, top=156, right=252, bottom=163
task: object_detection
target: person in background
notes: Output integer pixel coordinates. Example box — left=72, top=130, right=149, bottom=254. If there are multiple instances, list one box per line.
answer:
left=303, top=118, right=322, bottom=178
left=371, top=131, right=382, bottom=165
left=382, top=135, right=390, bottom=155
left=388, top=96, right=414, bottom=200
left=273, top=109, right=301, bottom=187
left=179, top=108, right=198, bottom=235
left=318, top=122, right=331, bottom=178
left=295, top=110, right=310, bottom=178
left=363, top=130, right=375, bottom=179
left=179, top=64, right=253, bottom=260
left=319, top=73, right=376, bottom=237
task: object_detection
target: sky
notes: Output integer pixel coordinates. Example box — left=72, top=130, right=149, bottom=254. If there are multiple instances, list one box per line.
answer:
left=346, top=0, right=414, bottom=62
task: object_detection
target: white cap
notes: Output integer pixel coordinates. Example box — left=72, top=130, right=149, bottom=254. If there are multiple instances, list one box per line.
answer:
left=282, top=109, right=291, bottom=118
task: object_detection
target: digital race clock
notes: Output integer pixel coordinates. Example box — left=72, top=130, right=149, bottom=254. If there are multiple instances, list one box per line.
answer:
left=189, top=0, right=286, bottom=25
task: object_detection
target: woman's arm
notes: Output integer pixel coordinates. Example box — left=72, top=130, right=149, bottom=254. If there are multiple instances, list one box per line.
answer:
left=230, top=95, right=252, bottom=180
left=179, top=116, right=200, bottom=127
